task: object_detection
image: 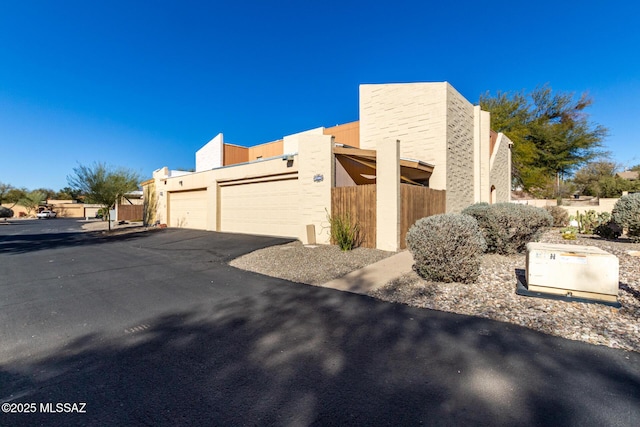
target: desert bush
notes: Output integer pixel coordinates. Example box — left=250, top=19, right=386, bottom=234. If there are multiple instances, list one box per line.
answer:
left=0, top=206, right=14, bottom=218
left=327, top=210, right=360, bottom=251
left=544, top=206, right=569, bottom=227
left=594, top=220, right=623, bottom=240
left=406, top=213, right=486, bottom=283
left=462, top=203, right=553, bottom=254
left=612, top=193, right=640, bottom=241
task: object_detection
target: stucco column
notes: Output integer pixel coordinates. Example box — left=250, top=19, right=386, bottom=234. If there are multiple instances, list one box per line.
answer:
left=376, top=138, right=400, bottom=251
left=298, top=133, right=334, bottom=244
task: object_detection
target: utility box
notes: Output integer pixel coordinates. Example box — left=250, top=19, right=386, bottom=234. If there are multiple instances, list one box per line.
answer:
left=525, top=242, right=619, bottom=303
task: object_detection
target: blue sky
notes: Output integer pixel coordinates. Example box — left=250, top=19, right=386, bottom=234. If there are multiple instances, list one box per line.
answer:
left=1, top=0, right=639, bottom=191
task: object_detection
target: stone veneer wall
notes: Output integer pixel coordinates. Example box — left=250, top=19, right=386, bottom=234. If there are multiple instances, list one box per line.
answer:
left=445, top=84, right=476, bottom=212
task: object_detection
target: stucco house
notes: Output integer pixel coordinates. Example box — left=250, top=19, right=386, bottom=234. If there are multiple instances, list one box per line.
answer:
left=144, top=82, right=512, bottom=251
left=616, top=171, right=639, bottom=181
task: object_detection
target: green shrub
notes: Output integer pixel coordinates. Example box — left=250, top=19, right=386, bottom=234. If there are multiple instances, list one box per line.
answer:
left=406, top=213, right=486, bottom=283
left=544, top=206, right=569, bottom=227
left=612, top=193, right=640, bottom=241
left=560, top=226, right=578, bottom=240
left=327, top=210, right=360, bottom=251
left=598, top=211, right=612, bottom=223
left=594, top=220, right=623, bottom=240
left=462, top=203, right=553, bottom=254
left=0, top=206, right=13, bottom=218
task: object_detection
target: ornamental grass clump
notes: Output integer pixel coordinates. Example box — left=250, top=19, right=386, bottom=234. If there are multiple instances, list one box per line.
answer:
left=327, top=211, right=361, bottom=251
left=462, top=203, right=553, bottom=254
left=406, top=213, right=486, bottom=284
left=612, top=193, right=640, bottom=241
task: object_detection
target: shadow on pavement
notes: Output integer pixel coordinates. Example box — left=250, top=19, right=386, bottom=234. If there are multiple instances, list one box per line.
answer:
left=2, top=281, right=638, bottom=426
left=0, top=227, right=295, bottom=260
left=0, top=230, right=150, bottom=255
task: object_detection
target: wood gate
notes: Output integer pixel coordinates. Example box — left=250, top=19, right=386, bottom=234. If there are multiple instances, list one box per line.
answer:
left=331, top=184, right=446, bottom=249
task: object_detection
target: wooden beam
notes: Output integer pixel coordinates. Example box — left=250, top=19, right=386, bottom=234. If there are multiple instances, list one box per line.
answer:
left=333, top=146, right=377, bottom=158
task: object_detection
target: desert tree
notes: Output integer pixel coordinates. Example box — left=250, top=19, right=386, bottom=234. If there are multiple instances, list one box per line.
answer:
left=0, top=182, right=13, bottom=205
left=480, top=85, right=608, bottom=197
left=20, top=190, right=46, bottom=216
left=4, top=187, right=27, bottom=207
left=67, top=162, right=140, bottom=231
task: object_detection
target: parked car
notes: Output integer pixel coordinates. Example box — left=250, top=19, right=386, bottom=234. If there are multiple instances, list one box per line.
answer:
left=37, top=210, right=57, bottom=219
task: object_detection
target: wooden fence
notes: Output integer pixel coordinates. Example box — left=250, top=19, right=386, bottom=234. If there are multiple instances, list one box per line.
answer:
left=331, top=185, right=377, bottom=249
left=399, top=184, right=446, bottom=249
left=331, top=184, right=446, bottom=249
left=117, top=204, right=144, bottom=221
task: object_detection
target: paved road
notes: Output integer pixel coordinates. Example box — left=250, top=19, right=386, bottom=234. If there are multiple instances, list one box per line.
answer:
left=0, top=220, right=639, bottom=426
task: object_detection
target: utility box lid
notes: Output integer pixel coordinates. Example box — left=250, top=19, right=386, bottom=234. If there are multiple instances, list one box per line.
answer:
left=525, top=242, right=619, bottom=303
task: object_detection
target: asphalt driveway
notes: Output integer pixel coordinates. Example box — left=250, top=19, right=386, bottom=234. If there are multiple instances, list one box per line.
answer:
left=0, top=220, right=639, bottom=426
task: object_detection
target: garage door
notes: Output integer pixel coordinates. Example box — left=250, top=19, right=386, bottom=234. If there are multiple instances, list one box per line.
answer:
left=219, top=179, right=299, bottom=238
left=169, top=189, right=208, bottom=229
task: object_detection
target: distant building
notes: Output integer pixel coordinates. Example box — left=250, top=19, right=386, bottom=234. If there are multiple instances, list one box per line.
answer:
left=616, top=171, right=639, bottom=181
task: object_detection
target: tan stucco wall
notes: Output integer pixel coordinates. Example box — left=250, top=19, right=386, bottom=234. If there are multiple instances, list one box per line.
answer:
left=1, top=204, right=26, bottom=217
left=51, top=203, right=85, bottom=218
left=513, top=199, right=619, bottom=216
left=490, top=133, right=512, bottom=203
left=1, top=202, right=102, bottom=218
left=154, top=129, right=337, bottom=244
left=376, top=138, right=401, bottom=251
left=478, top=109, right=491, bottom=203
left=283, top=127, right=324, bottom=155
left=297, top=133, right=334, bottom=244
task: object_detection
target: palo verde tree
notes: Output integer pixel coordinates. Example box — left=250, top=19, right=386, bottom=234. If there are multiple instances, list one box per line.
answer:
left=20, top=190, right=46, bottom=216
left=67, top=163, right=140, bottom=231
left=480, top=85, right=608, bottom=197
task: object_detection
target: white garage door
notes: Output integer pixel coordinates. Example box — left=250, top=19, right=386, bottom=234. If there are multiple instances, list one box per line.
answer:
left=169, top=189, right=208, bottom=230
left=219, top=179, right=299, bottom=238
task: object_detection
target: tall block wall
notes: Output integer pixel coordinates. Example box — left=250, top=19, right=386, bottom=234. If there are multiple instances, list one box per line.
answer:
left=445, top=85, right=476, bottom=212
left=196, top=133, right=224, bottom=172
left=360, top=83, right=449, bottom=190
left=490, top=133, right=512, bottom=203
left=479, top=109, right=491, bottom=203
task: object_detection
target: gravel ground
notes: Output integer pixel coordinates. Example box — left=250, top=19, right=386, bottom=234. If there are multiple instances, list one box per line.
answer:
left=372, top=230, right=640, bottom=353
left=229, top=241, right=393, bottom=285
left=231, top=230, right=640, bottom=353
